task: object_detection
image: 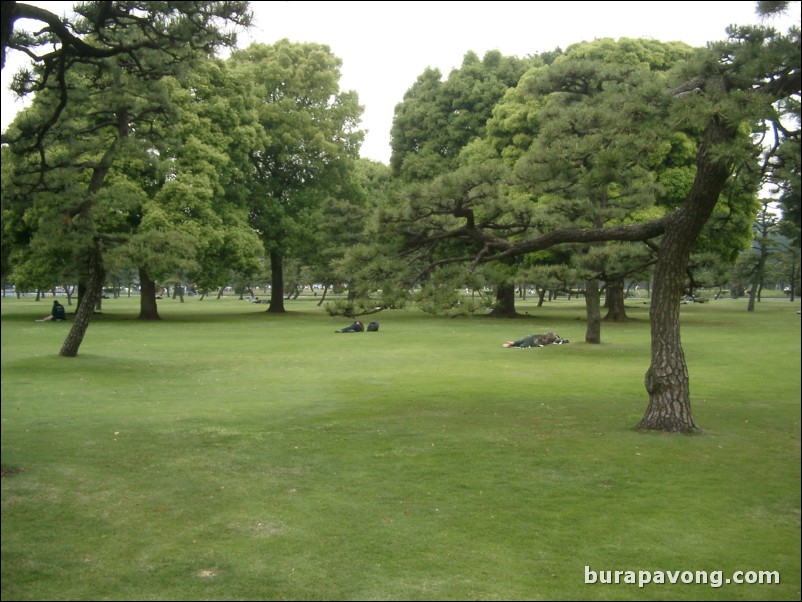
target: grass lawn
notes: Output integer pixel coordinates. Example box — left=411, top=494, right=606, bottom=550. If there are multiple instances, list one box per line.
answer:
left=1, top=293, right=800, bottom=601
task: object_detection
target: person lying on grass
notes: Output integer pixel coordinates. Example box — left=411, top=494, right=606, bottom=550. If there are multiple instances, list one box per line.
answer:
left=502, top=332, right=569, bottom=348
left=335, top=320, right=364, bottom=333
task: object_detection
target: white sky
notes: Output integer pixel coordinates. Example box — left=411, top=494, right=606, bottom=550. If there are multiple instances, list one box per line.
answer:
left=2, top=1, right=800, bottom=164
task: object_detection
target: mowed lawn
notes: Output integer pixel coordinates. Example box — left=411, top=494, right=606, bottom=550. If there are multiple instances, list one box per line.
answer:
left=1, top=294, right=800, bottom=601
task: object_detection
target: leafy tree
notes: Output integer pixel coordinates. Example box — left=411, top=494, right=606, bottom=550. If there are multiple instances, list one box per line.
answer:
left=501, top=38, right=699, bottom=339
left=385, top=39, right=699, bottom=335
left=227, top=40, right=363, bottom=313
left=369, top=155, right=524, bottom=312
left=389, top=50, right=537, bottom=315
left=376, top=15, right=800, bottom=431
left=149, top=56, right=265, bottom=308
left=1, top=2, right=251, bottom=356
left=757, top=3, right=801, bottom=245
left=5, top=58, right=198, bottom=323
left=742, top=202, right=786, bottom=309
left=313, top=158, right=392, bottom=312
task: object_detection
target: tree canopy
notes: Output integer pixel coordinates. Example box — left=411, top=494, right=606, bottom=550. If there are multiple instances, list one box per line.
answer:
left=367, top=13, right=800, bottom=431
left=2, top=1, right=253, bottom=355
left=227, top=39, right=364, bottom=311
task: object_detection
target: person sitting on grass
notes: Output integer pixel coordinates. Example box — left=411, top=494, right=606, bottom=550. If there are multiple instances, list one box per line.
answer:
left=502, top=331, right=568, bottom=348
left=36, top=300, right=66, bottom=322
left=335, top=320, right=364, bottom=333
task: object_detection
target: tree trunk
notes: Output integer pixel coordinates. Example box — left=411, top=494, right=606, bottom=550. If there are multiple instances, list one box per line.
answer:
left=76, top=280, right=87, bottom=313
left=59, top=119, right=124, bottom=355
left=746, top=282, right=758, bottom=311
left=138, top=268, right=161, bottom=320
left=584, top=279, right=601, bottom=344
left=638, top=115, right=735, bottom=432
left=747, top=244, right=768, bottom=311
left=604, top=279, right=630, bottom=321
left=489, top=283, right=517, bottom=317
left=268, top=249, right=285, bottom=313
left=60, top=244, right=105, bottom=357
left=640, top=245, right=698, bottom=432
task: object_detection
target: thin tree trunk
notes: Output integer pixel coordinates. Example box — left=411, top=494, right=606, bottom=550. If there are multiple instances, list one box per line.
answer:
left=746, top=282, right=758, bottom=311
left=747, top=247, right=767, bottom=311
left=584, top=279, right=601, bottom=344
left=268, top=249, right=285, bottom=313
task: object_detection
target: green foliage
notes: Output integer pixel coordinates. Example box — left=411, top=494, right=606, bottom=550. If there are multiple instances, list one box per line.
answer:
left=772, top=115, right=801, bottom=243
left=413, top=264, right=491, bottom=317
left=415, top=287, right=487, bottom=317
left=125, top=228, right=199, bottom=283
left=563, top=37, right=696, bottom=71
left=226, top=40, right=365, bottom=304
left=324, top=297, right=396, bottom=318
left=383, top=27, right=798, bottom=326
left=383, top=39, right=704, bottom=318
left=391, top=51, right=536, bottom=180
left=2, top=17, right=242, bottom=303
left=300, top=159, right=389, bottom=292
left=508, top=47, right=676, bottom=221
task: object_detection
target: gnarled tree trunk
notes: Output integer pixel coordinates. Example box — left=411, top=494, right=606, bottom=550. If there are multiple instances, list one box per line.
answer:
left=639, top=115, right=735, bottom=432
left=641, top=253, right=696, bottom=431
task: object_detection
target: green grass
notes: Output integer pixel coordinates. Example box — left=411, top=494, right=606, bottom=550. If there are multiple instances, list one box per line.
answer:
left=2, top=294, right=800, bottom=601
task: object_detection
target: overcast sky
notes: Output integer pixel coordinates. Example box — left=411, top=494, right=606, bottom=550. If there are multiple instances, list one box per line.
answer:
left=2, top=1, right=799, bottom=164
